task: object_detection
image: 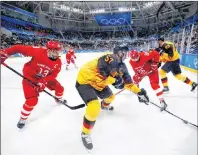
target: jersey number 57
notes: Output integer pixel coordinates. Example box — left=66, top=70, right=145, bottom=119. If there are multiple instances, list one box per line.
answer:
left=105, top=56, right=114, bottom=64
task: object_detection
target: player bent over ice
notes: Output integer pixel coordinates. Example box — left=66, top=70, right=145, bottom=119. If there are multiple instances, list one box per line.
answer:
left=158, top=38, right=197, bottom=92
left=1, top=41, right=64, bottom=129
left=129, top=49, right=167, bottom=111
left=75, top=45, right=149, bottom=151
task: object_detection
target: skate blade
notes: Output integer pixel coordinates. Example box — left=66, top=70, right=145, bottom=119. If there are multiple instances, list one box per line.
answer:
left=160, top=106, right=168, bottom=112
left=17, top=125, right=26, bottom=131
left=164, top=93, right=196, bottom=99
left=191, top=89, right=197, bottom=93
left=163, top=91, right=170, bottom=94
left=87, top=149, right=92, bottom=154
left=82, top=147, right=92, bottom=154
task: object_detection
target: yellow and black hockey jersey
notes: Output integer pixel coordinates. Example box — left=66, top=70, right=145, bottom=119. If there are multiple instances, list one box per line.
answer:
left=77, top=54, right=140, bottom=93
left=160, top=41, right=180, bottom=62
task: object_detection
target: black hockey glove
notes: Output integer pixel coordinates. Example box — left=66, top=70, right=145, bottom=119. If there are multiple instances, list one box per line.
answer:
left=137, top=88, right=149, bottom=105
left=158, top=62, right=162, bottom=68
left=112, top=76, right=124, bottom=89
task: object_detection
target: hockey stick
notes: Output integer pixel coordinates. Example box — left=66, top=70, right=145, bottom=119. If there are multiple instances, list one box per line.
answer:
left=149, top=101, right=198, bottom=128
left=2, top=62, right=85, bottom=110
left=115, top=89, right=125, bottom=95
left=114, top=89, right=198, bottom=128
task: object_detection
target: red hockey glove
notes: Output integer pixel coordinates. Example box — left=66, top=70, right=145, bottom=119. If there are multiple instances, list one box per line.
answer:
left=0, top=50, right=8, bottom=64
left=133, top=74, right=142, bottom=84
left=34, top=80, right=47, bottom=92
left=151, top=63, right=158, bottom=71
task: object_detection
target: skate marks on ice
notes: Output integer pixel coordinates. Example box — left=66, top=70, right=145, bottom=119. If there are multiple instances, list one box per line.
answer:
left=163, top=93, right=197, bottom=99
left=2, top=54, right=197, bottom=155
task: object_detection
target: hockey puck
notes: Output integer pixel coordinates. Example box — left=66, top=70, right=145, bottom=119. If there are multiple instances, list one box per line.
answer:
left=183, top=120, right=188, bottom=124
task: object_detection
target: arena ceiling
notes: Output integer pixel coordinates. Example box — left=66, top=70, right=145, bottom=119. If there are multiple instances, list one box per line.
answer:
left=6, top=1, right=198, bottom=32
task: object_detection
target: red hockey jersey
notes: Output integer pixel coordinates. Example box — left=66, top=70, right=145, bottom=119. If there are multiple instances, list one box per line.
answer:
left=66, top=50, right=76, bottom=60
left=3, top=45, right=62, bottom=82
left=129, top=50, right=160, bottom=77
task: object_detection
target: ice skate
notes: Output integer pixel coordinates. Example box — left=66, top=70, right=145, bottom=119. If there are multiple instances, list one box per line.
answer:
left=101, top=101, right=114, bottom=111
left=191, top=82, right=197, bottom=92
left=66, top=66, right=69, bottom=70
left=81, top=132, right=93, bottom=151
left=17, top=118, right=26, bottom=129
left=160, top=99, right=168, bottom=111
left=162, top=86, right=169, bottom=93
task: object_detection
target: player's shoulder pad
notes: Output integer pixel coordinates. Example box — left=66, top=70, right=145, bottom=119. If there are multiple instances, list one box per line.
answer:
left=141, top=52, right=150, bottom=57
left=98, top=54, right=119, bottom=71
left=31, top=46, right=46, bottom=52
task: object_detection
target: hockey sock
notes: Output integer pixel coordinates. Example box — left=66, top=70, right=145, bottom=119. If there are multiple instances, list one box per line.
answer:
left=82, top=100, right=100, bottom=134
left=21, top=97, right=38, bottom=120
left=55, top=86, right=64, bottom=99
left=102, top=94, right=115, bottom=107
left=154, top=87, right=163, bottom=99
left=82, top=117, right=96, bottom=135
left=175, top=74, right=193, bottom=85
left=101, top=101, right=110, bottom=107
left=183, top=77, right=193, bottom=85
left=160, top=69, right=168, bottom=87
left=161, top=77, right=168, bottom=87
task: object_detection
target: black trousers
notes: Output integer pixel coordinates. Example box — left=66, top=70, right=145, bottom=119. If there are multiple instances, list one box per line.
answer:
left=75, top=82, right=113, bottom=105
left=161, top=59, right=182, bottom=75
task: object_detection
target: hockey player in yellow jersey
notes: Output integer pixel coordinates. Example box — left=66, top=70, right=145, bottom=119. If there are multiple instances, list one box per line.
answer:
left=75, top=45, right=149, bottom=151
left=158, top=38, right=197, bottom=92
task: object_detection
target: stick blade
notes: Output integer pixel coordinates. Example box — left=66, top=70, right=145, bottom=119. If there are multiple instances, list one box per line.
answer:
left=60, top=100, right=85, bottom=110
left=70, top=104, right=85, bottom=110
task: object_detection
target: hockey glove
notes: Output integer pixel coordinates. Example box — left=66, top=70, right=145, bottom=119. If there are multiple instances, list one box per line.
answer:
left=137, top=88, right=149, bottom=105
left=158, top=62, right=162, bottom=68
left=0, top=50, right=8, bottom=63
left=55, top=98, right=67, bottom=104
left=34, top=81, right=46, bottom=92
left=151, top=63, right=158, bottom=71
left=112, top=76, right=124, bottom=89
left=133, top=74, right=142, bottom=84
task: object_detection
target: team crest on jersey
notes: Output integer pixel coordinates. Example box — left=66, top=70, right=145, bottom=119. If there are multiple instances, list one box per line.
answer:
left=54, top=64, right=58, bottom=68
left=165, top=44, right=170, bottom=49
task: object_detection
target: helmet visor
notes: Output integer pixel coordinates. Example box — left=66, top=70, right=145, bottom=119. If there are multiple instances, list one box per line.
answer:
left=47, top=49, right=60, bottom=59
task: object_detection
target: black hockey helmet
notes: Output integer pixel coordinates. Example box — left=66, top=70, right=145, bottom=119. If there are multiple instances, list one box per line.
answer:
left=157, top=37, right=164, bottom=42
left=113, top=45, right=129, bottom=62
left=113, top=45, right=129, bottom=54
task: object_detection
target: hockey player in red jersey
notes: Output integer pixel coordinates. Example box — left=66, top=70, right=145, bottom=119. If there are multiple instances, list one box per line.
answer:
left=65, top=47, right=77, bottom=70
left=129, top=49, right=167, bottom=111
left=1, top=41, right=64, bottom=129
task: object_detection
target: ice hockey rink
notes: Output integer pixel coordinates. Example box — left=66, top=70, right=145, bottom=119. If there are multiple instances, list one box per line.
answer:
left=1, top=53, right=197, bottom=155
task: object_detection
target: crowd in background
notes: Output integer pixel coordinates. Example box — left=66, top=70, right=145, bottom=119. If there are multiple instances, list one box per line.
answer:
left=1, top=13, right=198, bottom=54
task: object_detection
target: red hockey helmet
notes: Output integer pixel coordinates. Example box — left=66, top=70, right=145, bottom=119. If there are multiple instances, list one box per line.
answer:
left=46, top=41, right=61, bottom=50
left=129, top=50, right=140, bottom=61
left=46, top=41, right=61, bottom=60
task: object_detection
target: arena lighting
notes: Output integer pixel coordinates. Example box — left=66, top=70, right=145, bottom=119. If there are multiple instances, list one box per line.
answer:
left=53, top=4, right=83, bottom=13
left=118, top=7, right=136, bottom=11
left=90, top=9, right=105, bottom=14
left=60, top=5, right=70, bottom=11
left=72, top=8, right=83, bottom=13
left=143, top=2, right=160, bottom=8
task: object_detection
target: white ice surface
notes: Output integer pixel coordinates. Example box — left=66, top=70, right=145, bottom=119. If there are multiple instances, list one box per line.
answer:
left=1, top=53, right=197, bottom=155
